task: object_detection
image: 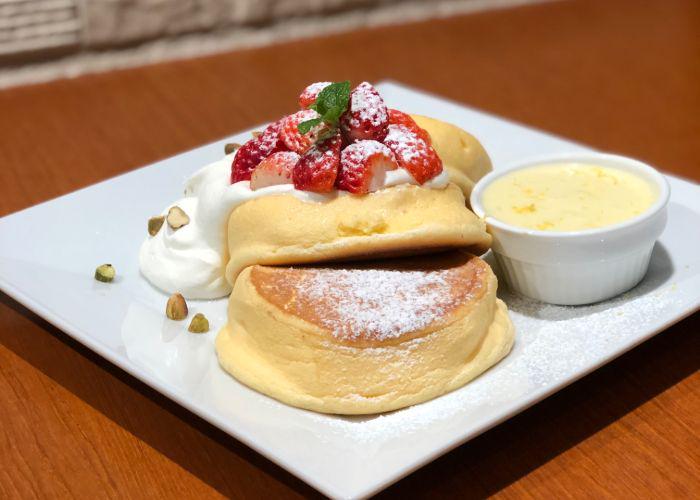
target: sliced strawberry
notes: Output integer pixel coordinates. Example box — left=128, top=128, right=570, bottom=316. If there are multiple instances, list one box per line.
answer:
left=292, top=132, right=341, bottom=192
left=383, top=124, right=443, bottom=184
left=231, top=120, right=286, bottom=183
left=340, top=82, right=388, bottom=143
left=250, top=151, right=299, bottom=190
left=387, top=109, right=431, bottom=144
left=337, top=140, right=398, bottom=194
left=299, top=81, right=331, bottom=109
left=279, top=109, right=329, bottom=154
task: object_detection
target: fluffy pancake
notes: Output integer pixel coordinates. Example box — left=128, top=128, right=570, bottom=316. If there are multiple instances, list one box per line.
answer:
left=216, top=252, right=514, bottom=414
left=411, top=115, right=492, bottom=200
left=224, top=183, right=491, bottom=286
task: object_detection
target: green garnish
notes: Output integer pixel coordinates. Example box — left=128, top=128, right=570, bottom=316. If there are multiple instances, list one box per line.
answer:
left=297, top=81, right=351, bottom=139
left=297, top=118, right=322, bottom=135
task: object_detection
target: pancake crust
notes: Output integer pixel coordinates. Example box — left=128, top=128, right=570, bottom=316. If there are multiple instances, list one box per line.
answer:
left=216, top=252, right=515, bottom=414
left=224, top=183, right=491, bottom=286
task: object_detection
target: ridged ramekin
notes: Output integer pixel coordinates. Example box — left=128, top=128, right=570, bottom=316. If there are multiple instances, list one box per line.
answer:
left=470, top=152, right=670, bottom=305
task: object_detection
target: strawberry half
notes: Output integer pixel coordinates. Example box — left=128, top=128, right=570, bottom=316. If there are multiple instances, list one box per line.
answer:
left=292, top=132, right=341, bottom=192
left=299, top=81, right=331, bottom=109
left=250, top=151, right=299, bottom=190
left=337, top=140, right=398, bottom=194
left=230, top=120, right=286, bottom=183
left=387, top=109, right=432, bottom=144
left=340, top=82, right=388, bottom=143
left=384, top=124, right=443, bottom=184
left=279, top=110, right=328, bottom=154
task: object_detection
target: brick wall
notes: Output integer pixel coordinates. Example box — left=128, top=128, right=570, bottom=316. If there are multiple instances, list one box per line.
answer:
left=1, top=0, right=391, bottom=61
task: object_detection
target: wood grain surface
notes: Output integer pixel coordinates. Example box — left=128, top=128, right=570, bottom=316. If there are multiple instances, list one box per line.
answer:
left=1, top=0, right=698, bottom=497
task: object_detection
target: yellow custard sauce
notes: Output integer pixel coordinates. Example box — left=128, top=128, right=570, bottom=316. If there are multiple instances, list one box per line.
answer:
left=481, top=163, right=658, bottom=231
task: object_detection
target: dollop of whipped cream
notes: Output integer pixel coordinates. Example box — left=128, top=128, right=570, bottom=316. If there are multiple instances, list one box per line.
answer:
left=139, top=155, right=449, bottom=299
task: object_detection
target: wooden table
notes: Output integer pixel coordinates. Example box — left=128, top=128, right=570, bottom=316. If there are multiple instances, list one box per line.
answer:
left=1, top=0, right=698, bottom=497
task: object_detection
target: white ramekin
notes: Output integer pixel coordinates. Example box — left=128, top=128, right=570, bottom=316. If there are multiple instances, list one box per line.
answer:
left=470, top=152, right=670, bottom=305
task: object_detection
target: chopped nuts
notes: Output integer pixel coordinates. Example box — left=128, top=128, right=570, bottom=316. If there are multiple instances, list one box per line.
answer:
left=148, top=215, right=165, bottom=236
left=224, top=142, right=241, bottom=155
left=94, top=264, right=115, bottom=283
left=251, top=131, right=262, bottom=138
left=188, top=313, right=210, bottom=333
left=166, top=206, right=189, bottom=230
left=166, top=293, right=188, bottom=320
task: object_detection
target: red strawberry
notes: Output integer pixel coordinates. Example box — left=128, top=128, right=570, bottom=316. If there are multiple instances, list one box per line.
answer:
left=292, top=132, right=341, bottom=192
left=231, top=121, right=286, bottom=183
left=384, top=124, right=443, bottom=184
left=279, top=110, right=328, bottom=154
left=340, top=82, right=388, bottom=143
left=387, top=109, right=431, bottom=144
left=250, top=151, right=299, bottom=190
left=299, top=81, right=331, bottom=109
left=337, top=140, right=398, bottom=194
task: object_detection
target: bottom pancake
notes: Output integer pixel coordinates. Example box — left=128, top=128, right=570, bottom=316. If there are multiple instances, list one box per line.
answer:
left=216, top=252, right=515, bottom=415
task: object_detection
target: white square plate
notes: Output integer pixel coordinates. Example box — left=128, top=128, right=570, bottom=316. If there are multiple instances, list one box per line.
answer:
left=1, top=82, right=698, bottom=499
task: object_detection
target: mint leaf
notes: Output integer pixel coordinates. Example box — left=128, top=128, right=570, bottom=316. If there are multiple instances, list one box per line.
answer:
left=296, top=80, right=351, bottom=139
left=297, top=117, right=323, bottom=134
left=311, top=81, right=351, bottom=124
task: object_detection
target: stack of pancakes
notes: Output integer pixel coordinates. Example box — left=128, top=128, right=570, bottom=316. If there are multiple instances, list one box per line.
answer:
left=216, top=116, right=515, bottom=414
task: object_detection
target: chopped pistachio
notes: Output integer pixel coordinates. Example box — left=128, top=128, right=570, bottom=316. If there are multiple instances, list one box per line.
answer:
left=166, top=206, right=189, bottom=230
left=166, top=293, right=188, bottom=320
left=188, top=313, right=210, bottom=334
left=94, top=264, right=115, bottom=283
left=224, top=142, right=241, bottom=155
left=148, top=215, right=165, bottom=236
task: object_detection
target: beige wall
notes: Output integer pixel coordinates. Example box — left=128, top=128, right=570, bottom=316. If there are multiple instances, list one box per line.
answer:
left=82, top=0, right=381, bottom=47
left=0, top=0, right=550, bottom=88
left=1, top=0, right=395, bottom=60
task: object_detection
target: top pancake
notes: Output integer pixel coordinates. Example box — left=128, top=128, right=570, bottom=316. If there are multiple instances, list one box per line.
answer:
left=225, top=183, right=491, bottom=286
left=250, top=252, right=489, bottom=347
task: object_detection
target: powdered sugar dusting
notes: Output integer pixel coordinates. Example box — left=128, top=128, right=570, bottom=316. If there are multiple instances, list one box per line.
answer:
left=307, top=258, right=683, bottom=444
left=384, top=124, right=423, bottom=163
left=301, top=136, right=340, bottom=164
left=342, top=140, right=393, bottom=164
left=300, top=269, right=450, bottom=341
left=257, top=120, right=284, bottom=152
left=280, top=109, right=327, bottom=153
left=384, top=123, right=443, bottom=183
left=338, top=140, right=397, bottom=193
left=254, top=257, right=486, bottom=343
left=304, top=81, right=331, bottom=96
left=231, top=120, right=286, bottom=182
left=299, top=81, right=331, bottom=108
left=351, top=82, right=388, bottom=126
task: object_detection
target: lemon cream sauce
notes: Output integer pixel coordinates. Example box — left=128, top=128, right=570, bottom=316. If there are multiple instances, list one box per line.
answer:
left=481, top=163, right=658, bottom=231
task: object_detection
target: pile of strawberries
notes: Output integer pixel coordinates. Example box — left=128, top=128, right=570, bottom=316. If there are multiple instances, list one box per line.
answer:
left=230, top=81, right=443, bottom=194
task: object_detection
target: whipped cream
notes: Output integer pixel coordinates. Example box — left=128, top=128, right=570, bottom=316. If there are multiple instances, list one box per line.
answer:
left=385, top=167, right=449, bottom=189
left=139, top=155, right=450, bottom=299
